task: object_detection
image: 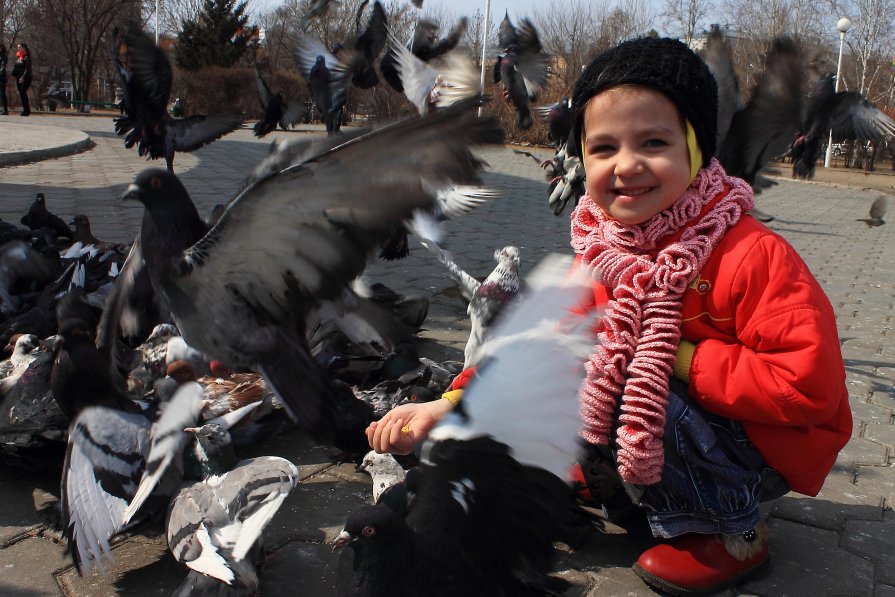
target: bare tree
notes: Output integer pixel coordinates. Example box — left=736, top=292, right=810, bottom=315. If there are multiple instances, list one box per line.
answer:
left=662, top=0, right=714, bottom=45
left=27, top=0, right=141, bottom=108
left=1, top=0, right=32, bottom=46
left=831, top=0, right=895, bottom=101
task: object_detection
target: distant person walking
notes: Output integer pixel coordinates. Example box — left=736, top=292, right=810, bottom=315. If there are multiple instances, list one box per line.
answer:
left=0, top=44, right=9, bottom=115
left=11, top=42, right=31, bottom=116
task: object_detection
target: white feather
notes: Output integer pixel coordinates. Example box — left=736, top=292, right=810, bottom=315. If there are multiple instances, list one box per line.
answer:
left=187, top=525, right=235, bottom=583
left=428, top=254, right=599, bottom=479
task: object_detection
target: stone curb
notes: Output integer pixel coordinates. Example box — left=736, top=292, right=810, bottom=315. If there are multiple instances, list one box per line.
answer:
left=0, top=134, right=94, bottom=167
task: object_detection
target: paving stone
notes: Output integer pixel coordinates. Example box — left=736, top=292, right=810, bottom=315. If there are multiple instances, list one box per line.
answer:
left=855, top=464, right=895, bottom=507
left=876, top=583, right=895, bottom=597
left=741, top=518, right=875, bottom=596
left=260, top=539, right=346, bottom=596
left=0, top=536, right=68, bottom=596
left=843, top=518, right=895, bottom=586
left=865, top=422, right=895, bottom=450
left=769, top=469, right=883, bottom=530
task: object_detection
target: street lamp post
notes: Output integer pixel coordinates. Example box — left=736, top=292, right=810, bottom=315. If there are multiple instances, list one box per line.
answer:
left=155, top=0, right=160, bottom=44
left=824, top=16, right=851, bottom=168
left=477, top=0, right=491, bottom=117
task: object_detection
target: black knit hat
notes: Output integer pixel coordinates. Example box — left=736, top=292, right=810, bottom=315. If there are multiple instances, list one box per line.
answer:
left=570, top=36, right=717, bottom=166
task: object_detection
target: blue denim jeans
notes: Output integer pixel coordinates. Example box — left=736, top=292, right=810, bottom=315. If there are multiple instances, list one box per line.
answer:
left=631, top=378, right=790, bottom=538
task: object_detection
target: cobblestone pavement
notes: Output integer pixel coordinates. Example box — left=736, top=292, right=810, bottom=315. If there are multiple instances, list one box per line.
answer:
left=0, top=114, right=893, bottom=596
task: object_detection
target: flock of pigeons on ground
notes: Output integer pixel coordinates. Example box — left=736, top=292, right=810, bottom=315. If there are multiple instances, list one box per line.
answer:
left=1, top=5, right=893, bottom=596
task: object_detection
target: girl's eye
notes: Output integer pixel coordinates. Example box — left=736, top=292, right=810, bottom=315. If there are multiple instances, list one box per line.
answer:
left=645, top=138, right=668, bottom=148
left=362, top=525, right=376, bottom=537
left=590, top=144, right=614, bottom=154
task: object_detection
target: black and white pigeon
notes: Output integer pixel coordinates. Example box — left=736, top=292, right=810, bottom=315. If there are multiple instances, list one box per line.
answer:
left=113, top=27, right=243, bottom=171
left=0, top=333, right=40, bottom=395
left=115, top=100, right=502, bottom=433
left=702, top=31, right=803, bottom=194
left=419, top=242, right=521, bottom=367
left=358, top=449, right=406, bottom=503
left=333, top=254, right=599, bottom=596
left=493, top=13, right=549, bottom=130
left=251, top=61, right=303, bottom=138
left=61, top=381, right=204, bottom=575
left=380, top=17, right=467, bottom=94
left=857, top=195, right=888, bottom=227
left=166, top=423, right=298, bottom=595
left=791, top=72, right=895, bottom=179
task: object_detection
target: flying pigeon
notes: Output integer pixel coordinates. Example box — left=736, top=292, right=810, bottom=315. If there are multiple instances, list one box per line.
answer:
left=791, top=72, right=895, bottom=179
left=114, top=100, right=502, bottom=434
left=295, top=38, right=354, bottom=135
left=380, top=17, right=467, bottom=93
left=857, top=195, right=888, bottom=227
left=166, top=423, right=298, bottom=594
left=533, top=96, right=572, bottom=150
left=493, top=14, right=549, bottom=130
left=334, top=254, right=599, bottom=595
left=113, top=27, right=243, bottom=171
left=251, top=61, right=303, bottom=138
left=386, top=27, right=480, bottom=115
left=420, top=242, right=521, bottom=367
left=703, top=31, right=803, bottom=193
left=350, top=1, right=389, bottom=89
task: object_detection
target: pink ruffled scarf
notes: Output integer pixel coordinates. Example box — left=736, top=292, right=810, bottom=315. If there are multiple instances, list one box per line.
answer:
left=570, top=159, right=754, bottom=485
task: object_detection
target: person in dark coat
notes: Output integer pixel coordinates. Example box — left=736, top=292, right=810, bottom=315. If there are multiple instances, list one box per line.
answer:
left=0, top=44, right=9, bottom=115
left=11, top=42, right=31, bottom=116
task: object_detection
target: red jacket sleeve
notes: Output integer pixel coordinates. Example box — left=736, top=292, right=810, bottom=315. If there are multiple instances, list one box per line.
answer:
left=688, top=235, right=846, bottom=426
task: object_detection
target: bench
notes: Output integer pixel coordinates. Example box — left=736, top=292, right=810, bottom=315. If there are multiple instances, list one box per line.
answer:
left=51, top=99, right=119, bottom=112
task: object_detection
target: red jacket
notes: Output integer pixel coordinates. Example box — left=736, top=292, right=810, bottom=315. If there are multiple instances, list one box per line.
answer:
left=584, top=214, right=850, bottom=496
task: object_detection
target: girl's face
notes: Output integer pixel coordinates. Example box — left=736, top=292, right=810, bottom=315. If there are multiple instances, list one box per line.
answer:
left=581, top=86, right=692, bottom=225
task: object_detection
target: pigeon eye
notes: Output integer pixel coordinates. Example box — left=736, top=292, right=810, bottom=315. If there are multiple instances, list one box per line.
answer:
left=361, top=525, right=376, bottom=537
left=150, top=177, right=161, bottom=189
left=410, top=395, right=418, bottom=402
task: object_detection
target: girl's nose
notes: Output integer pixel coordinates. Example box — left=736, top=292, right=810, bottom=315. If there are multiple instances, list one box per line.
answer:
left=614, top=149, right=645, bottom=177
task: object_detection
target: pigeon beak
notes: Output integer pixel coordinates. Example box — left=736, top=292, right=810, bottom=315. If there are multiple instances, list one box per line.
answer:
left=332, top=530, right=355, bottom=551
left=120, top=183, right=141, bottom=202
left=184, top=427, right=200, bottom=434
left=355, top=461, right=369, bottom=473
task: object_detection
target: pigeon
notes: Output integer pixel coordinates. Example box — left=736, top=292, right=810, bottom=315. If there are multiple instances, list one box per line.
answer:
left=20, top=193, right=74, bottom=240
left=381, top=17, right=467, bottom=94
left=167, top=423, right=298, bottom=595
left=113, top=27, right=243, bottom=171
left=358, top=450, right=406, bottom=503
left=0, top=217, right=31, bottom=246
left=703, top=31, right=803, bottom=194
left=791, top=72, right=895, bottom=179
left=303, top=0, right=339, bottom=21
left=533, top=97, right=572, bottom=150
left=350, top=1, right=389, bottom=90
left=333, top=254, right=599, bottom=596
left=493, top=14, right=549, bottom=130
left=386, top=27, right=480, bottom=115
left=295, top=39, right=353, bottom=135
left=252, top=59, right=303, bottom=138
left=0, top=334, right=40, bottom=395
left=114, top=99, right=502, bottom=434
left=857, top=195, right=888, bottom=227
left=420, top=242, right=521, bottom=367
left=61, top=381, right=204, bottom=575
left=0, top=240, right=60, bottom=316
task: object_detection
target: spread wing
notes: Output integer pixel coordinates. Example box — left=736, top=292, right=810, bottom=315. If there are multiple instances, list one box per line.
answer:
left=176, top=101, right=502, bottom=325
left=122, top=382, right=204, bottom=524
left=388, top=30, right=438, bottom=113
left=829, top=92, right=895, bottom=140
left=62, top=407, right=150, bottom=575
left=701, top=29, right=742, bottom=147
left=254, top=64, right=274, bottom=111
left=169, top=113, right=244, bottom=152
left=124, top=28, right=172, bottom=111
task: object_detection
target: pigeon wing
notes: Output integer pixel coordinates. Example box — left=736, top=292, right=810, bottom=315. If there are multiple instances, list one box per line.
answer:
left=388, top=30, right=439, bottom=113
left=122, top=381, right=204, bottom=524
left=167, top=483, right=235, bottom=583
left=254, top=64, right=274, bottom=111
left=169, top=113, right=244, bottom=152
left=177, top=100, right=502, bottom=322
left=124, top=28, right=173, bottom=111
left=497, top=12, right=515, bottom=49
left=434, top=185, right=500, bottom=219
left=869, top=195, right=889, bottom=220
left=829, top=92, right=895, bottom=140
left=418, top=240, right=480, bottom=301
left=278, top=100, right=305, bottom=130
left=701, top=29, right=742, bottom=147
left=62, top=407, right=150, bottom=575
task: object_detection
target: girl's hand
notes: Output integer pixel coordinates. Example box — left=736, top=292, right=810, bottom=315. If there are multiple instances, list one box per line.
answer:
left=365, top=399, right=454, bottom=455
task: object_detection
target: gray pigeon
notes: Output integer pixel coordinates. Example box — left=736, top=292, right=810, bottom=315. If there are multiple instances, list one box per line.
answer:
left=61, top=381, right=204, bottom=575
left=167, top=423, right=298, bottom=594
left=493, top=14, right=549, bottom=130
left=116, top=100, right=502, bottom=434
left=857, top=195, right=888, bottom=227
left=420, top=242, right=521, bottom=367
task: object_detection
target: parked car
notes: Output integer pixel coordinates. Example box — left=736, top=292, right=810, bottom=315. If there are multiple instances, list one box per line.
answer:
left=46, top=80, right=73, bottom=108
